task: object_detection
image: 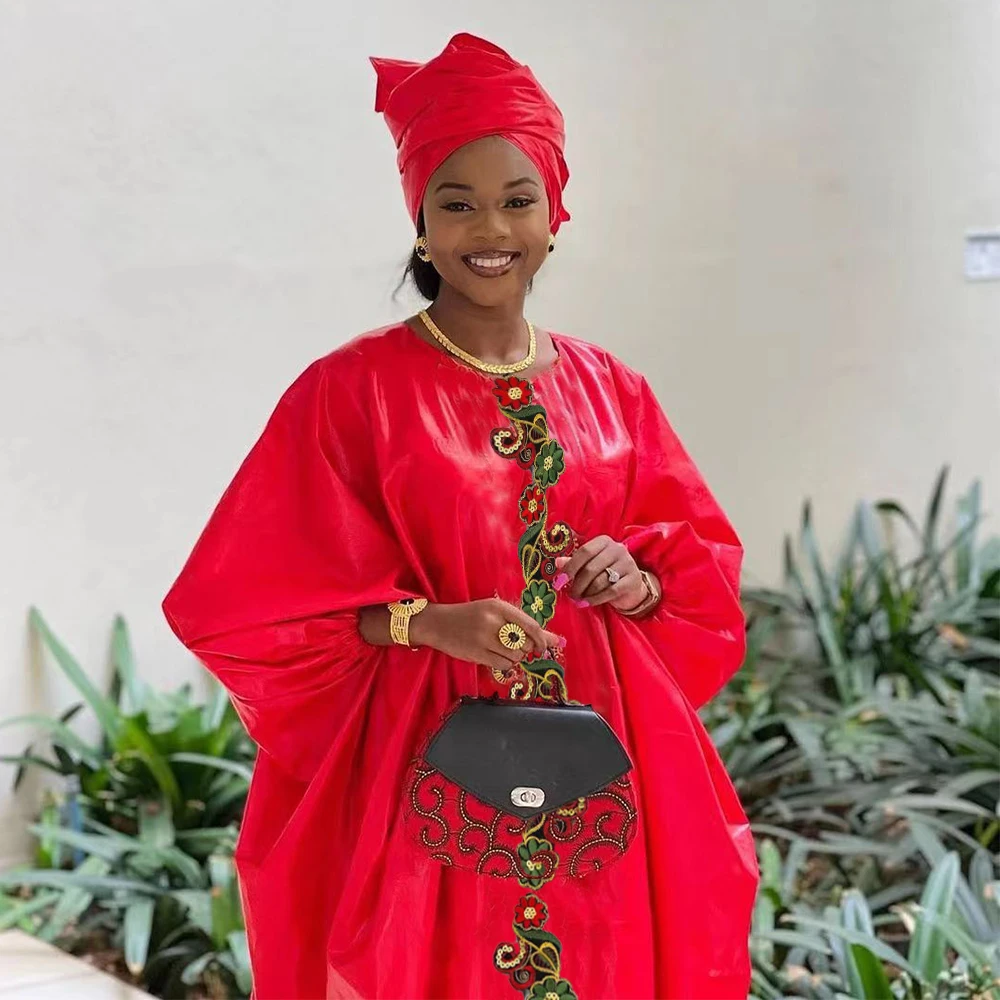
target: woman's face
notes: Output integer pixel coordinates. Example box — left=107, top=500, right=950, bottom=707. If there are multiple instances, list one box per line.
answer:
left=421, top=135, right=551, bottom=307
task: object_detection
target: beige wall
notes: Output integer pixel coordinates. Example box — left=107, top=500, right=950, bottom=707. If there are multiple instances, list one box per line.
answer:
left=2, top=0, right=998, bottom=858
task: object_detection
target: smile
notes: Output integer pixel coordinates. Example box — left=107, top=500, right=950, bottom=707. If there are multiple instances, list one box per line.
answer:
left=462, top=252, right=520, bottom=277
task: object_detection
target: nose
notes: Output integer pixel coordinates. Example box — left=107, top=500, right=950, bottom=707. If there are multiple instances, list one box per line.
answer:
left=471, top=204, right=512, bottom=244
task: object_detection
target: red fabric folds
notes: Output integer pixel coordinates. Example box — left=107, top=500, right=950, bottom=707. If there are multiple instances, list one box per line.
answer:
left=611, top=364, right=748, bottom=711
left=160, top=359, right=426, bottom=782
left=162, top=323, right=759, bottom=999
left=370, top=32, right=571, bottom=235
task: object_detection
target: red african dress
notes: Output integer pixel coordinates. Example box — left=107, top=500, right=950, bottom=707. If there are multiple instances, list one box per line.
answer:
left=162, top=321, right=759, bottom=999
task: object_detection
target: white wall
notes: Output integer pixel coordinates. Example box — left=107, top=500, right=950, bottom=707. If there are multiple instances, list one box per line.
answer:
left=2, top=0, right=998, bottom=859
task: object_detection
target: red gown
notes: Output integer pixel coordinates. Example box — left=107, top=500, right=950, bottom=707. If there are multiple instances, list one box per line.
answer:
left=161, top=321, right=759, bottom=1000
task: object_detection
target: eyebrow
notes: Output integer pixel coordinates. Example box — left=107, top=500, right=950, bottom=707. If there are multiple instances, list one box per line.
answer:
left=433, top=177, right=541, bottom=194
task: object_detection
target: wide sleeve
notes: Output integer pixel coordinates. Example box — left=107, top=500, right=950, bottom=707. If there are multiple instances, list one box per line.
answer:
left=161, top=356, right=423, bottom=782
left=611, top=362, right=747, bottom=711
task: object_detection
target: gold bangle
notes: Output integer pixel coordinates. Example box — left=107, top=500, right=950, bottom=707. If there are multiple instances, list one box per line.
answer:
left=387, top=597, right=428, bottom=649
left=617, top=570, right=660, bottom=618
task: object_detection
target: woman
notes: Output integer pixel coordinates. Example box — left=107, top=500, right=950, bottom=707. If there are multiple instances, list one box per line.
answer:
left=162, top=32, right=759, bottom=1000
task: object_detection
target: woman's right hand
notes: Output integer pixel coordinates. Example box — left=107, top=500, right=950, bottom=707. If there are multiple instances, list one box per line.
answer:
left=411, top=598, right=565, bottom=673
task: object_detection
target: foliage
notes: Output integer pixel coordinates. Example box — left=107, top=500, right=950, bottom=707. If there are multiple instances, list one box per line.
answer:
left=0, top=611, right=254, bottom=998
left=743, top=467, right=1000, bottom=701
left=708, top=468, right=1000, bottom=999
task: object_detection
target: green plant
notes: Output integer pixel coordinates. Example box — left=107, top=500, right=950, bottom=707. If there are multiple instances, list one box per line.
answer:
left=794, top=851, right=998, bottom=999
left=729, top=610, right=1000, bottom=996
left=2, top=610, right=254, bottom=834
left=745, top=467, right=1000, bottom=703
left=0, top=821, right=250, bottom=997
left=750, top=843, right=1000, bottom=999
left=0, top=611, right=255, bottom=998
left=725, top=469, right=1000, bottom=998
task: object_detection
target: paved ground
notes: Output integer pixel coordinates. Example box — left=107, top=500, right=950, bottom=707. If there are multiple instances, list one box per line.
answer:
left=0, top=930, right=154, bottom=998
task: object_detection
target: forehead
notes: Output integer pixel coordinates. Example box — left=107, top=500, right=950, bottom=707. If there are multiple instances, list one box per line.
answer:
left=428, top=135, right=542, bottom=188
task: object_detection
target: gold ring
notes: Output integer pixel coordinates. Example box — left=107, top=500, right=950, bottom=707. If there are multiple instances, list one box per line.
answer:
left=498, top=622, right=528, bottom=651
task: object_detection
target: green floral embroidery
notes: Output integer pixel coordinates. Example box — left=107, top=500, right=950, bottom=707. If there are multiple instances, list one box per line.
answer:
left=522, top=579, right=556, bottom=625
left=529, top=977, right=578, bottom=1000
left=533, top=440, right=565, bottom=488
left=517, top=836, right=558, bottom=889
left=490, top=374, right=580, bottom=997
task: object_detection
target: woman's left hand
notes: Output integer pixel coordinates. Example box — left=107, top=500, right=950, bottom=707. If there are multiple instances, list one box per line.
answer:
left=553, top=535, right=646, bottom=611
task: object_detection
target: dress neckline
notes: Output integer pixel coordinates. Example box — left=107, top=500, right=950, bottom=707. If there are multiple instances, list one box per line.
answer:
left=397, top=318, right=565, bottom=386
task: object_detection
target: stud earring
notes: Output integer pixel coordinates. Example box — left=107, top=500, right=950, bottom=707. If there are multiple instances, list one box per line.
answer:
left=547, top=233, right=556, bottom=254
left=414, top=236, right=432, bottom=263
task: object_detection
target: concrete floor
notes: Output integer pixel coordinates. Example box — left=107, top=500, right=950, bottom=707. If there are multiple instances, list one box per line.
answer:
left=0, top=930, right=154, bottom=998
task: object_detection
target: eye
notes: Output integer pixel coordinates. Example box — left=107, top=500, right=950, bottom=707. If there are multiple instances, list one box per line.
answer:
left=441, top=196, right=538, bottom=212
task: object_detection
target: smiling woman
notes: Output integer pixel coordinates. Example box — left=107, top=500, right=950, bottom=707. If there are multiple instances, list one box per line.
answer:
left=393, top=133, right=564, bottom=379
left=399, top=142, right=556, bottom=311
left=422, top=137, right=551, bottom=296
left=422, top=136, right=551, bottom=296
left=162, top=30, right=758, bottom=1000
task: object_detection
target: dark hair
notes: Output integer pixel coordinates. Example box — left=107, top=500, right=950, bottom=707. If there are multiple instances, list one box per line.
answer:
left=394, top=209, right=535, bottom=302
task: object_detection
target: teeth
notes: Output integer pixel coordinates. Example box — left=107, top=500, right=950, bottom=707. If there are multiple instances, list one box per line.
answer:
left=468, top=255, right=513, bottom=268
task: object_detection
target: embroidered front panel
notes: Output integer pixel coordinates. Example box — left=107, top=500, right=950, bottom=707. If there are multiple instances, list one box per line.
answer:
left=490, top=375, right=583, bottom=998
left=400, top=372, right=638, bottom=998
left=402, top=768, right=636, bottom=878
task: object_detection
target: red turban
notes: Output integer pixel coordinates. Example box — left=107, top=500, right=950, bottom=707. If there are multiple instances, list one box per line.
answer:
left=370, top=32, right=571, bottom=236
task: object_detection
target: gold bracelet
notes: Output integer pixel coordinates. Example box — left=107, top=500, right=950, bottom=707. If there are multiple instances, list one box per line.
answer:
left=617, top=569, right=660, bottom=618
left=387, top=597, right=428, bottom=649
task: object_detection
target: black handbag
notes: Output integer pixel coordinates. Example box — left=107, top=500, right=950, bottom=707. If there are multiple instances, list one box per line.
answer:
left=423, top=692, right=634, bottom=822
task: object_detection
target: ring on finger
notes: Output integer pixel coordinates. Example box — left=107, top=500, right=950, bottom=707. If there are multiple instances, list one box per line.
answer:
left=498, top=621, right=528, bottom=651
left=605, top=567, right=621, bottom=585
left=492, top=663, right=517, bottom=683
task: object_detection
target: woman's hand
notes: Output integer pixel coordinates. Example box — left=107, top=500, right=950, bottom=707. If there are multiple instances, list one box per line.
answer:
left=410, top=599, right=565, bottom=674
left=554, top=535, right=648, bottom=611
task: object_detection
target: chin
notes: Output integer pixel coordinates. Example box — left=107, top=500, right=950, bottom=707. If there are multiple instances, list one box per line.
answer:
left=466, top=290, right=517, bottom=309
left=454, top=276, right=528, bottom=308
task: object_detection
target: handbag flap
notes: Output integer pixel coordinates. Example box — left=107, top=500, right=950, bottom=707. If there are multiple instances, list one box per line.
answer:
left=423, top=696, right=633, bottom=821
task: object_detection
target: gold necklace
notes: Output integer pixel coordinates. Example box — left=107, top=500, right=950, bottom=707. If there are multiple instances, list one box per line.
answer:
left=418, top=309, right=536, bottom=375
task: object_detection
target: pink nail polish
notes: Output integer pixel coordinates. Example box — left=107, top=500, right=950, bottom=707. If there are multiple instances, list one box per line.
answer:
left=553, top=572, right=569, bottom=590
left=557, top=635, right=568, bottom=648
left=571, top=598, right=589, bottom=608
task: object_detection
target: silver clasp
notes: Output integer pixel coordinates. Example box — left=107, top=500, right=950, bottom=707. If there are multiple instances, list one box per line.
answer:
left=510, top=786, right=545, bottom=808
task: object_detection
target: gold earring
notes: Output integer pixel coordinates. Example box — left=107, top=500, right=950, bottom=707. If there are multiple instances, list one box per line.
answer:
left=414, top=236, right=432, bottom=263
left=547, top=233, right=556, bottom=253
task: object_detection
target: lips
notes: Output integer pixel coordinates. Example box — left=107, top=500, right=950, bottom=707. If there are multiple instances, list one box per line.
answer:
left=462, top=251, right=520, bottom=277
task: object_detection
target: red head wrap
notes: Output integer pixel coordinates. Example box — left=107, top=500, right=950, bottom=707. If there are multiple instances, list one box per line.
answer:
left=370, top=32, right=571, bottom=236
